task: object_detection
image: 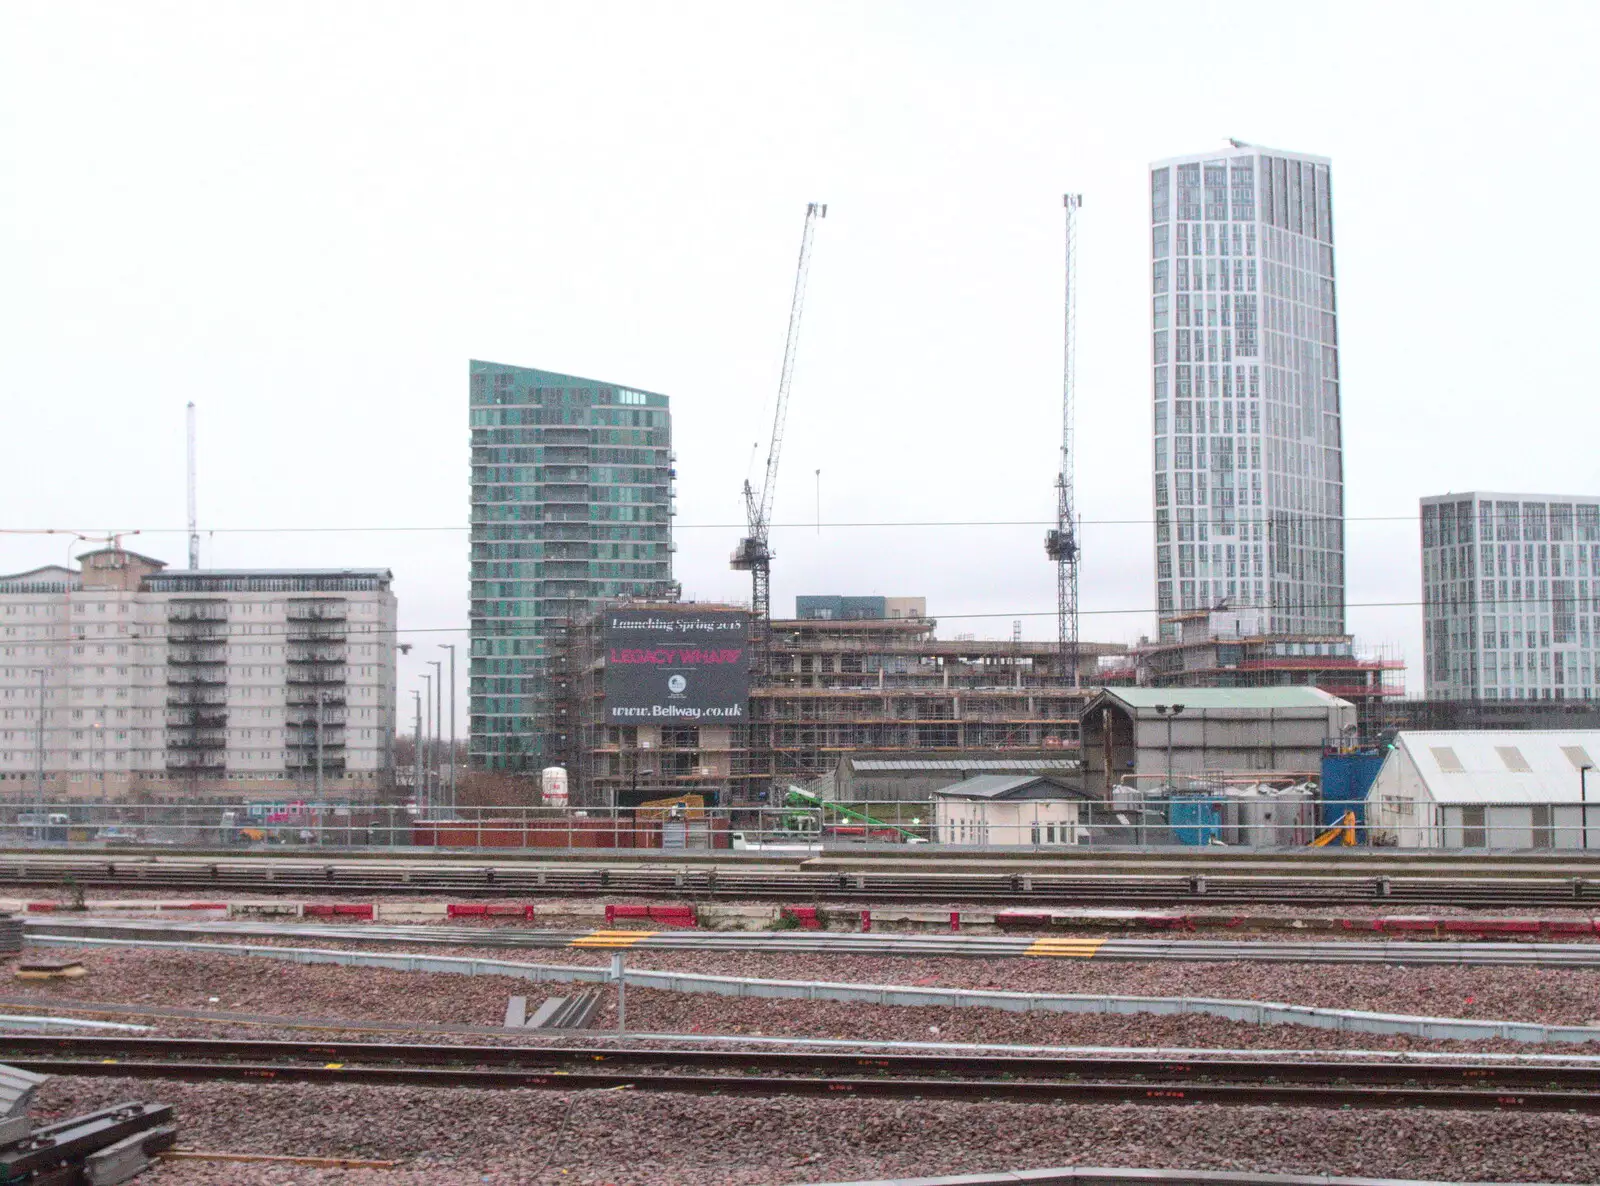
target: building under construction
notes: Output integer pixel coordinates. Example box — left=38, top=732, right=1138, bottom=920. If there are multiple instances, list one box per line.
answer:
left=554, top=600, right=1128, bottom=807
left=1134, top=608, right=1404, bottom=731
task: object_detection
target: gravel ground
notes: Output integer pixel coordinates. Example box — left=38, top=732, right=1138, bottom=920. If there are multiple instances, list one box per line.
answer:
left=6, top=947, right=1600, bottom=1057
left=24, top=934, right=1600, bottom=1026
left=32, top=1075, right=1600, bottom=1184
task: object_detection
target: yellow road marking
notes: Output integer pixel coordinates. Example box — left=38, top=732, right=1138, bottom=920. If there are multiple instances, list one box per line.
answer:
left=1022, top=937, right=1106, bottom=958
left=569, top=930, right=651, bottom=949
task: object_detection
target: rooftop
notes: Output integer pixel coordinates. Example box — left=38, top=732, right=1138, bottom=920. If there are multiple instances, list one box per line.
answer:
left=1091, top=687, right=1351, bottom=712
left=931, top=774, right=1086, bottom=800
left=1394, top=730, right=1600, bottom=805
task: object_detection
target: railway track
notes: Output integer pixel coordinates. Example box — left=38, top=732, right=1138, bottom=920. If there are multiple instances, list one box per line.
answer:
left=5, top=1036, right=1598, bottom=1112
left=6, top=853, right=1600, bottom=906
left=29, top=916, right=1600, bottom=967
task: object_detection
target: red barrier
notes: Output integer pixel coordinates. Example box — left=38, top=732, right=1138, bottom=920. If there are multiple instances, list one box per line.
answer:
left=950, top=910, right=961, bottom=933
left=860, top=909, right=872, bottom=933
left=605, top=903, right=697, bottom=928
left=24, top=902, right=55, bottom=913
left=781, top=906, right=822, bottom=930
left=304, top=903, right=375, bottom=920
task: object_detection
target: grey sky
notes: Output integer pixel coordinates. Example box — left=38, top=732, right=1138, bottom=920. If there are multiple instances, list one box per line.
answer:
left=3, top=1, right=1598, bottom=727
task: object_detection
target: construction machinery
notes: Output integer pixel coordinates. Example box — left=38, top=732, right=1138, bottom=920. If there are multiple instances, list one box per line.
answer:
left=731, top=201, right=827, bottom=676
left=1310, top=810, right=1360, bottom=848
left=780, top=785, right=925, bottom=843
left=1043, top=194, right=1083, bottom=688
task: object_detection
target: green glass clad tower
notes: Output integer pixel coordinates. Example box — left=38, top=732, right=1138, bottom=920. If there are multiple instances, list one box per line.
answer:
left=469, top=361, right=675, bottom=770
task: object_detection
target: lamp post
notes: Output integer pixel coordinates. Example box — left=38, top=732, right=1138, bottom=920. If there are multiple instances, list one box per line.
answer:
left=420, top=673, right=433, bottom=815
left=428, top=659, right=443, bottom=812
left=1582, top=765, right=1593, bottom=851
left=1152, top=703, right=1186, bottom=848
left=438, top=644, right=456, bottom=813
left=416, top=688, right=428, bottom=819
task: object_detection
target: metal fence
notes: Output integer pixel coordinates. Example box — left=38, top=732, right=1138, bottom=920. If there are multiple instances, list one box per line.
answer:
left=0, top=797, right=1593, bottom=852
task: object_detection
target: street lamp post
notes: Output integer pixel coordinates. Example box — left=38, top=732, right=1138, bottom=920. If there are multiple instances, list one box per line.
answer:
left=32, top=669, right=46, bottom=842
left=411, top=690, right=424, bottom=816
left=438, top=644, right=457, bottom=813
left=1582, top=765, right=1593, bottom=851
left=428, top=659, right=443, bottom=811
left=420, top=673, right=433, bottom=816
left=1152, top=703, right=1186, bottom=848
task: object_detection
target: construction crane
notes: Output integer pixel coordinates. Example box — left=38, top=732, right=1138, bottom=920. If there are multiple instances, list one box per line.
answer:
left=1044, top=194, right=1082, bottom=689
left=731, top=201, right=827, bottom=674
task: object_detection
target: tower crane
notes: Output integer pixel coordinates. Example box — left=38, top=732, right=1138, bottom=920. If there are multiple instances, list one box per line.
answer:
left=731, top=201, right=827, bottom=675
left=1044, top=194, right=1083, bottom=688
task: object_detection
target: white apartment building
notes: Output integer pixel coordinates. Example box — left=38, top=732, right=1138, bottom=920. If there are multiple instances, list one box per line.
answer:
left=1422, top=493, right=1600, bottom=700
left=0, top=548, right=397, bottom=801
left=1150, top=143, right=1344, bottom=640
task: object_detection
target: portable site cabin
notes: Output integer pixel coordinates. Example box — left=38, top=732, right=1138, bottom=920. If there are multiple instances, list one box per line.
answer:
left=932, top=775, right=1091, bottom=847
left=1366, top=730, right=1600, bottom=849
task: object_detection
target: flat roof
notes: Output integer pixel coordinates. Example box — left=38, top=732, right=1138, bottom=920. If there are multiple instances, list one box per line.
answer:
left=850, top=758, right=1080, bottom=773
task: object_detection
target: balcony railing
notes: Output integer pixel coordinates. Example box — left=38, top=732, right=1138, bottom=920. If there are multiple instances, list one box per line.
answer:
left=286, top=668, right=347, bottom=685
left=285, top=605, right=347, bottom=622
left=168, top=711, right=228, bottom=729
left=167, top=674, right=226, bottom=687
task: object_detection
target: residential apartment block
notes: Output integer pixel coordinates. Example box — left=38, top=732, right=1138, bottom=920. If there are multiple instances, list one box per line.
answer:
left=0, top=548, right=397, bottom=800
left=1150, top=143, right=1343, bottom=638
left=1422, top=493, right=1600, bottom=700
left=469, top=361, right=676, bottom=771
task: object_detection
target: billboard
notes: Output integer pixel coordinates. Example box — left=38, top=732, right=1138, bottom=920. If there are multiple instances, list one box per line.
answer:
left=604, top=609, right=750, bottom=723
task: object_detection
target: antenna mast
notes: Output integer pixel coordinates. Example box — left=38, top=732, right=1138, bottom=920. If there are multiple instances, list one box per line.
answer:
left=1044, top=194, right=1082, bottom=688
left=186, top=402, right=199, bottom=569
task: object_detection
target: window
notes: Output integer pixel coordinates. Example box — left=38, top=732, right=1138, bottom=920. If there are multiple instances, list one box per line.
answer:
left=1430, top=746, right=1464, bottom=773
left=1495, top=745, right=1531, bottom=772
left=1562, top=745, right=1596, bottom=771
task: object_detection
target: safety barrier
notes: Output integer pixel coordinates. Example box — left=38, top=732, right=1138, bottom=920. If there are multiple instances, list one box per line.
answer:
left=26, top=934, right=1600, bottom=1045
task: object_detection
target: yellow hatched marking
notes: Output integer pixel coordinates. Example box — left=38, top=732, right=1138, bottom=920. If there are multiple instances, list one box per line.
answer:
left=1022, top=937, right=1106, bottom=958
left=569, top=930, right=651, bottom=948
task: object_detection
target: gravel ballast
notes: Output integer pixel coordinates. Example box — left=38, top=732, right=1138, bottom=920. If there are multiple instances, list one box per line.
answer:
left=5, top=946, right=1600, bottom=1056
left=31, top=1075, right=1600, bottom=1184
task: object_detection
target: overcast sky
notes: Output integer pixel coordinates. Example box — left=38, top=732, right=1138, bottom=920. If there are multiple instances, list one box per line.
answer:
left=4, top=0, right=1599, bottom=728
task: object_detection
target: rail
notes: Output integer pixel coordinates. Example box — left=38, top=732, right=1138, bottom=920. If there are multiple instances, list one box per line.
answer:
left=30, top=916, right=1600, bottom=969
left=3, top=1036, right=1598, bottom=1112
left=8, top=852, right=1600, bottom=907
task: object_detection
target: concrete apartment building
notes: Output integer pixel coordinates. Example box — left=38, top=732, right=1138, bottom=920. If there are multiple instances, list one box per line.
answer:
left=0, top=548, right=397, bottom=801
left=1149, top=143, right=1343, bottom=639
left=468, top=361, right=677, bottom=771
left=1422, top=492, right=1600, bottom=700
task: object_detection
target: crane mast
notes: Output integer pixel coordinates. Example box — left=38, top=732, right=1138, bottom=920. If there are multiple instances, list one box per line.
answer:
left=186, top=402, right=200, bottom=570
left=732, top=201, right=827, bottom=674
left=1044, top=194, right=1082, bottom=688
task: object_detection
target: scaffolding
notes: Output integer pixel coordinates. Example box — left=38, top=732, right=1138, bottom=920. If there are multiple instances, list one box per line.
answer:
left=560, top=604, right=1126, bottom=808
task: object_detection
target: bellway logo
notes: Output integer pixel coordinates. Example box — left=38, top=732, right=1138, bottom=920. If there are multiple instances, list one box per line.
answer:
left=667, top=674, right=687, bottom=695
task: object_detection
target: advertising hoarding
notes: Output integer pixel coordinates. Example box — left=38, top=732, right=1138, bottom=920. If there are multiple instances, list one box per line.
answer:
left=603, top=609, right=750, bottom=723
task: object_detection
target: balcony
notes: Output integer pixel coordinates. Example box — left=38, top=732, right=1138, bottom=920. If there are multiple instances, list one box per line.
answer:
left=167, top=690, right=226, bottom=708
left=287, top=647, right=347, bottom=664
left=286, top=603, right=347, bottom=622
left=286, top=667, right=347, bottom=685
left=168, top=710, right=228, bottom=729
left=166, top=734, right=228, bottom=750
left=287, top=690, right=346, bottom=708
left=167, top=606, right=227, bottom=624
left=286, top=731, right=345, bottom=750
left=285, top=710, right=346, bottom=728
left=168, top=647, right=226, bottom=666
left=167, top=673, right=226, bottom=687
left=286, top=623, right=347, bottom=643
left=286, top=753, right=346, bottom=772
left=168, top=622, right=228, bottom=642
